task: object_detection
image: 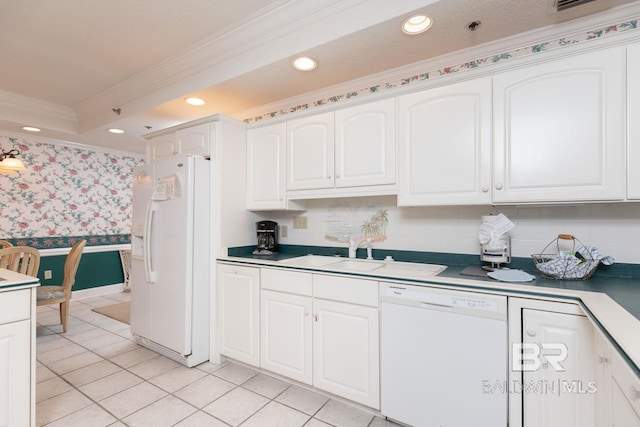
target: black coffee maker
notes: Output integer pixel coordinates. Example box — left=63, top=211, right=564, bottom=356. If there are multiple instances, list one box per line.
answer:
left=253, top=220, right=278, bottom=255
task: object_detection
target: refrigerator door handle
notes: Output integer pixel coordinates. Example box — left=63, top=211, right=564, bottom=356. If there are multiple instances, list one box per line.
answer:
left=144, top=201, right=158, bottom=283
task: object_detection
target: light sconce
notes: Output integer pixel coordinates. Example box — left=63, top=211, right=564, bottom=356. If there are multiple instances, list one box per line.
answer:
left=0, top=149, right=27, bottom=175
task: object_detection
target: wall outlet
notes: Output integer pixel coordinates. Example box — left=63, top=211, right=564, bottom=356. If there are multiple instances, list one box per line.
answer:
left=44, top=270, right=52, bottom=280
left=292, top=216, right=308, bottom=229
left=281, top=225, right=288, bottom=238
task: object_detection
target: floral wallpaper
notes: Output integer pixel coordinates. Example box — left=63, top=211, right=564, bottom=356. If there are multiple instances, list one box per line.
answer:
left=245, top=18, right=638, bottom=123
left=0, top=135, right=145, bottom=248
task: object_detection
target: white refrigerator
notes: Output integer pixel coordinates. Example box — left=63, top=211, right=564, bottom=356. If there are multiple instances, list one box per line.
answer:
left=130, top=155, right=210, bottom=367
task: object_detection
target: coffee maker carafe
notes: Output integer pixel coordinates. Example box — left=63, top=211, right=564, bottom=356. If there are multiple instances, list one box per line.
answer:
left=254, top=220, right=278, bottom=255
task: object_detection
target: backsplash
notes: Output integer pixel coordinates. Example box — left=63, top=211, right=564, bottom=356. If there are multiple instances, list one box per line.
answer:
left=263, top=197, right=640, bottom=265
left=0, top=134, right=145, bottom=245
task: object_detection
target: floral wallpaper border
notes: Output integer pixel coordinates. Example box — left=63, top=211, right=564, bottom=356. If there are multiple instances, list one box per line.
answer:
left=4, top=234, right=130, bottom=250
left=244, top=18, right=638, bottom=123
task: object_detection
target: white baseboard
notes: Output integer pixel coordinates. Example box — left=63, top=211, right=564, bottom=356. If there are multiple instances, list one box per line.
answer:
left=72, top=283, right=124, bottom=300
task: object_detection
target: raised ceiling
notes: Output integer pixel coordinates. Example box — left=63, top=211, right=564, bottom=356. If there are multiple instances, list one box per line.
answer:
left=1, top=0, right=638, bottom=153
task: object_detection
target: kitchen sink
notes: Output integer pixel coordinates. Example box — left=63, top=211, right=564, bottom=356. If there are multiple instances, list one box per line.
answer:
left=279, top=254, right=343, bottom=267
left=375, top=262, right=447, bottom=279
left=333, top=259, right=385, bottom=271
left=279, top=255, right=447, bottom=279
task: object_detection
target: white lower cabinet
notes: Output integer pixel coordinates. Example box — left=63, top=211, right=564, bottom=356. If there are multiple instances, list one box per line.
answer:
left=522, top=309, right=596, bottom=427
left=260, top=268, right=312, bottom=383
left=0, top=320, right=31, bottom=427
left=594, top=328, right=640, bottom=426
left=260, top=289, right=312, bottom=384
left=217, top=264, right=260, bottom=367
left=259, top=268, right=380, bottom=409
left=509, top=298, right=596, bottom=427
left=313, top=297, right=379, bottom=408
left=0, top=288, right=35, bottom=427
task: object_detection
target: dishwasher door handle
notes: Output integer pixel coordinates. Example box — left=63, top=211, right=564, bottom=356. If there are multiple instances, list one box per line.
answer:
left=420, top=301, right=454, bottom=309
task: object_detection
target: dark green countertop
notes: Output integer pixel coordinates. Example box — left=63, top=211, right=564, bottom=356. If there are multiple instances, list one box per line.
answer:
left=227, top=244, right=640, bottom=321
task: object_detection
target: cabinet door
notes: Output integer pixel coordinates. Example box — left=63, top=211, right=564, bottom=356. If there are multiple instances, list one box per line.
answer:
left=313, top=298, right=379, bottom=409
left=217, top=265, right=260, bottom=367
left=593, top=328, right=640, bottom=427
left=147, top=134, right=178, bottom=162
left=287, top=112, right=334, bottom=190
left=521, top=309, right=596, bottom=427
left=629, top=42, right=640, bottom=200
left=397, top=77, right=492, bottom=205
left=246, top=123, right=287, bottom=210
left=493, top=47, right=625, bottom=203
left=260, top=290, right=312, bottom=384
left=0, top=320, right=31, bottom=427
left=176, top=122, right=211, bottom=157
left=335, top=98, right=395, bottom=188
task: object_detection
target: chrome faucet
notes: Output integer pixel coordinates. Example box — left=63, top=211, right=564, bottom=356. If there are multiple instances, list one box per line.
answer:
left=348, top=238, right=373, bottom=259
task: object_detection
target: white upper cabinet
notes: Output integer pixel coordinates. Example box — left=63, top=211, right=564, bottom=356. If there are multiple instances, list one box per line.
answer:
left=628, top=42, right=640, bottom=200
left=246, top=123, right=287, bottom=210
left=287, top=99, right=396, bottom=194
left=147, top=133, right=179, bottom=162
left=493, top=47, right=626, bottom=203
left=397, top=77, right=492, bottom=205
left=334, top=98, right=396, bottom=188
left=287, top=112, right=335, bottom=191
left=147, top=122, right=211, bottom=162
left=176, top=122, right=211, bottom=157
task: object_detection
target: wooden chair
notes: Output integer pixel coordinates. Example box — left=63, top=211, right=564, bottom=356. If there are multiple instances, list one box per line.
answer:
left=0, top=246, right=40, bottom=277
left=0, top=239, right=13, bottom=249
left=36, top=240, right=86, bottom=333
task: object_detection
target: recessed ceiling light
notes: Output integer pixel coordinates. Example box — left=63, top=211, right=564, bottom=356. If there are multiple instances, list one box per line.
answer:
left=402, top=14, right=432, bottom=35
left=108, top=128, right=125, bottom=134
left=21, top=126, right=41, bottom=132
left=185, top=97, right=205, bottom=106
left=292, top=56, right=317, bottom=71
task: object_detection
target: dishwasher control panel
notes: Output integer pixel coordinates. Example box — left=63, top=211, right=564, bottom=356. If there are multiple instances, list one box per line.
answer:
left=380, top=283, right=507, bottom=318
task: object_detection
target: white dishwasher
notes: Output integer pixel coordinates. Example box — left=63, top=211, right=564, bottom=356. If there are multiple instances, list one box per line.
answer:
left=380, top=282, right=508, bottom=427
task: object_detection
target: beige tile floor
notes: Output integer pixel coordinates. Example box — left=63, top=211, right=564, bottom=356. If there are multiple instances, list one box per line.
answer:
left=36, top=291, right=399, bottom=427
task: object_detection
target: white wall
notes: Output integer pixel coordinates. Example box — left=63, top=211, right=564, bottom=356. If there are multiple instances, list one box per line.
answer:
left=259, top=197, right=640, bottom=265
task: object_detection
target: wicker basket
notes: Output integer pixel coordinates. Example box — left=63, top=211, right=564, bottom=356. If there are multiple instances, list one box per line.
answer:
left=532, top=234, right=599, bottom=280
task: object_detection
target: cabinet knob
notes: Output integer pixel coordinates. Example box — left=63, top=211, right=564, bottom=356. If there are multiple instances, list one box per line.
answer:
left=481, top=186, right=489, bottom=193
left=495, top=183, right=503, bottom=190
left=526, top=328, right=537, bottom=337
left=314, top=314, right=318, bottom=322
left=598, top=355, right=609, bottom=364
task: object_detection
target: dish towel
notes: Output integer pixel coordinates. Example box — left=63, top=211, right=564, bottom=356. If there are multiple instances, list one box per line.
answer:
left=536, top=246, right=614, bottom=279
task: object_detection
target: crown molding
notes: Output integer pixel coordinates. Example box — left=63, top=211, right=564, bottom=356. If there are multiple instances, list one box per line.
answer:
left=74, top=0, right=440, bottom=131
left=239, top=2, right=640, bottom=123
left=0, top=89, right=78, bottom=133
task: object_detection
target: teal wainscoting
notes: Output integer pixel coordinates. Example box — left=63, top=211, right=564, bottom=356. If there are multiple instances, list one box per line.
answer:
left=38, top=250, right=125, bottom=290
left=2, top=235, right=131, bottom=290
